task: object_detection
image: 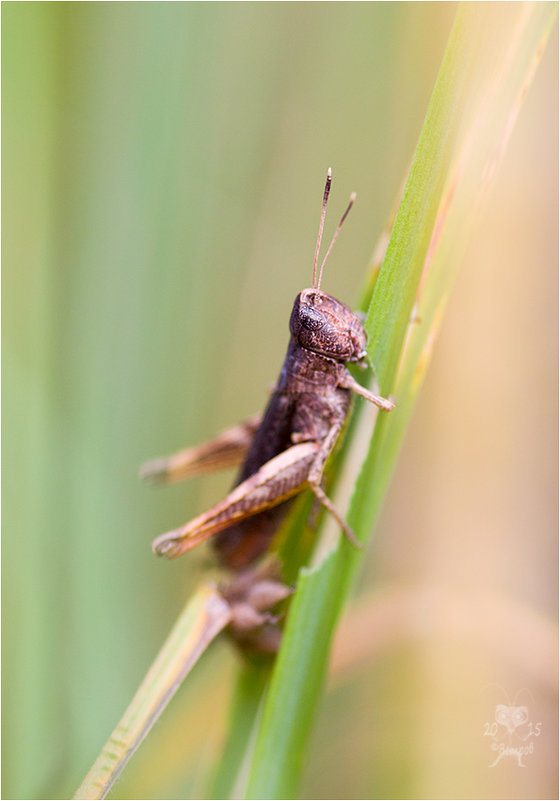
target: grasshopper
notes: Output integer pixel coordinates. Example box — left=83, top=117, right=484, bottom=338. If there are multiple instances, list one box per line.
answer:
left=141, top=169, right=394, bottom=572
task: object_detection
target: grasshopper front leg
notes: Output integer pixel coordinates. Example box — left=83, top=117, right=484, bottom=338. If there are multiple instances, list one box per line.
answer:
left=152, top=442, right=319, bottom=559
left=339, top=370, right=395, bottom=411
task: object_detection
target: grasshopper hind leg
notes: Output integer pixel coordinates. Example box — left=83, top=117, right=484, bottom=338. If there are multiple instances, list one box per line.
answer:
left=151, top=442, right=319, bottom=561
left=140, top=415, right=261, bottom=485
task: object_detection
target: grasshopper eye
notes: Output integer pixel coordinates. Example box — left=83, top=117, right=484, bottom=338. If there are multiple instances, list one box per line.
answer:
left=299, top=306, right=324, bottom=331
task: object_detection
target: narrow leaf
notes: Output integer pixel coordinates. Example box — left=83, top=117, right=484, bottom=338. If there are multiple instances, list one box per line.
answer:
left=245, top=5, right=557, bottom=799
left=74, top=585, right=231, bottom=800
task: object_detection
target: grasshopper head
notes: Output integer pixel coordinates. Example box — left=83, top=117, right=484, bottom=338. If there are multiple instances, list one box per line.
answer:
left=289, top=288, right=367, bottom=363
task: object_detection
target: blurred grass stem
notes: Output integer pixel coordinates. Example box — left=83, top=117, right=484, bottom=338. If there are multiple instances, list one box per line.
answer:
left=74, top=585, right=231, bottom=800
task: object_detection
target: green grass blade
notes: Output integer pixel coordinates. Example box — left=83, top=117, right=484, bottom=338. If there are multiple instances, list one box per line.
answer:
left=209, top=659, right=271, bottom=800
left=247, top=549, right=349, bottom=800
left=74, top=585, right=231, bottom=800
left=245, top=5, right=557, bottom=799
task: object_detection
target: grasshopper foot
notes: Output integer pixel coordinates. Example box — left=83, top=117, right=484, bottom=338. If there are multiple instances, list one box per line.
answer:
left=220, top=565, right=293, bottom=654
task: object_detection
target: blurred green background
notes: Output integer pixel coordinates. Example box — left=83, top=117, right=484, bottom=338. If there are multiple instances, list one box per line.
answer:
left=3, top=3, right=557, bottom=799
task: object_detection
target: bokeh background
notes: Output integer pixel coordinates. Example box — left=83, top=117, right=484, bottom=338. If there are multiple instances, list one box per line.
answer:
left=3, top=3, right=557, bottom=799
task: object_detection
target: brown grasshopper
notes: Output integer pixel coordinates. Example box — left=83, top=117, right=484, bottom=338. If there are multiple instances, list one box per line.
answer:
left=141, top=169, right=394, bottom=572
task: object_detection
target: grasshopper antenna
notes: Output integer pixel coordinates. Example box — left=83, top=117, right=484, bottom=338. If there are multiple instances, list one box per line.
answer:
left=316, top=191, right=357, bottom=291
left=312, top=168, right=332, bottom=288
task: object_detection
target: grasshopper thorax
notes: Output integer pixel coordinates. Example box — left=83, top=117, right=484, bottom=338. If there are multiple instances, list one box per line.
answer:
left=289, top=287, right=367, bottom=363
